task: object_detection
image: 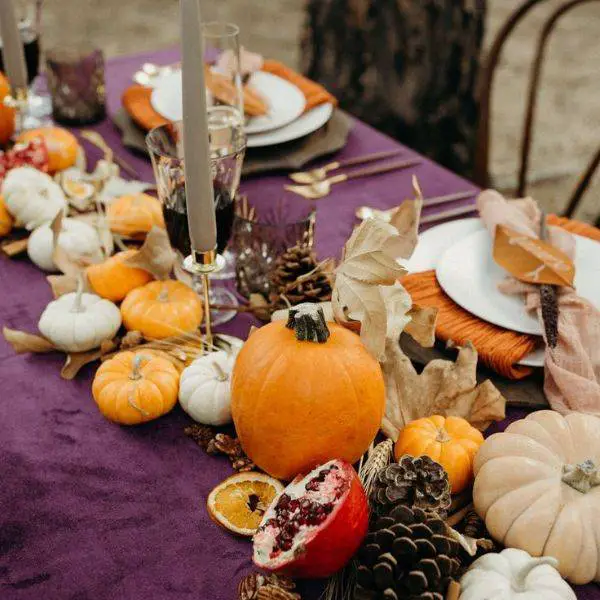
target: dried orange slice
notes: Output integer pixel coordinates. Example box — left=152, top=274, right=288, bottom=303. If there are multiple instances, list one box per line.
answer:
left=207, top=472, right=283, bottom=537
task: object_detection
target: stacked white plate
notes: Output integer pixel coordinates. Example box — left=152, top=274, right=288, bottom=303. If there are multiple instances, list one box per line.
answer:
left=405, top=218, right=600, bottom=367
left=150, top=70, right=334, bottom=148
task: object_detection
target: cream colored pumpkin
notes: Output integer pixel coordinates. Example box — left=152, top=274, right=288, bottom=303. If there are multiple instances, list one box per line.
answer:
left=38, top=285, right=121, bottom=352
left=460, top=549, right=576, bottom=600
left=179, top=351, right=235, bottom=425
left=27, top=217, right=104, bottom=272
left=473, top=410, right=600, bottom=584
left=2, top=166, right=67, bottom=230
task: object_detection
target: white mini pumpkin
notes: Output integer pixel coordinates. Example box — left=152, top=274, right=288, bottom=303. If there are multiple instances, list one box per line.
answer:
left=179, top=351, right=235, bottom=425
left=38, top=285, right=121, bottom=352
left=2, top=166, right=67, bottom=230
left=460, top=549, right=576, bottom=600
left=474, top=410, right=600, bottom=584
left=27, top=217, right=104, bottom=272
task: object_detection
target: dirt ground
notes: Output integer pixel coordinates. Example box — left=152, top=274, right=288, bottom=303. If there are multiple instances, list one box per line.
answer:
left=42, top=0, right=600, bottom=222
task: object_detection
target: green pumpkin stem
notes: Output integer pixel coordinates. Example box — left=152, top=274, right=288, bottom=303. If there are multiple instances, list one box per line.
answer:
left=286, top=303, right=330, bottom=343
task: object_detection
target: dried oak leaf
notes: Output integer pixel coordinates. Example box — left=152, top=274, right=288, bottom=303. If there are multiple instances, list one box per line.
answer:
left=123, top=226, right=175, bottom=280
left=47, top=274, right=93, bottom=298
left=61, top=338, right=119, bottom=380
left=2, top=327, right=56, bottom=353
left=332, top=203, right=421, bottom=361
left=381, top=340, right=506, bottom=441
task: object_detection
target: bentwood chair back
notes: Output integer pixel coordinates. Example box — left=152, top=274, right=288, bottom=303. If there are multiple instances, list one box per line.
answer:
left=474, top=0, right=600, bottom=218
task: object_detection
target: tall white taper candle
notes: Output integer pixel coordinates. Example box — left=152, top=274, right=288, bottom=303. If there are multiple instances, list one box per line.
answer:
left=0, top=0, right=28, bottom=90
left=180, top=0, right=217, bottom=254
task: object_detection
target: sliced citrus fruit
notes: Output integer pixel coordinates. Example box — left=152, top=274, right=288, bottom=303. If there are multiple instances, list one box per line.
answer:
left=207, top=472, right=284, bottom=537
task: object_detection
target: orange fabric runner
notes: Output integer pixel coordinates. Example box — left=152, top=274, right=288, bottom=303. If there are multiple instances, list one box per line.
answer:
left=402, top=215, right=600, bottom=380
left=122, top=60, right=337, bottom=133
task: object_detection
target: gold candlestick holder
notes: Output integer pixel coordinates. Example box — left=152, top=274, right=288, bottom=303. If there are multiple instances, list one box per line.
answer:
left=3, top=87, right=29, bottom=136
left=183, top=248, right=221, bottom=346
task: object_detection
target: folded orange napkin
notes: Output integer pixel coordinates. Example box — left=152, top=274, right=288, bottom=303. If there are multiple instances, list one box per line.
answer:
left=402, top=214, right=600, bottom=381
left=122, top=60, right=337, bottom=133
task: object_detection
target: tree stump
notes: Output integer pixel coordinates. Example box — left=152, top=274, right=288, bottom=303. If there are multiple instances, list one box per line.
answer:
left=301, top=0, right=487, bottom=179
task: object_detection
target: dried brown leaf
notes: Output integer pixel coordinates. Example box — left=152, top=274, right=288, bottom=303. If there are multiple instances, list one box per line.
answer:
left=3, top=327, right=57, bottom=353
left=122, top=226, right=175, bottom=280
left=404, top=305, right=438, bottom=348
left=380, top=341, right=506, bottom=440
left=47, top=274, right=92, bottom=298
left=1, top=237, right=28, bottom=257
left=61, top=338, right=119, bottom=380
left=50, top=211, right=88, bottom=277
left=388, top=198, right=422, bottom=259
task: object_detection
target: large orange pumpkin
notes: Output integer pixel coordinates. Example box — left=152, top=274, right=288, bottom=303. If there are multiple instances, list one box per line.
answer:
left=92, top=350, right=180, bottom=425
left=87, top=250, right=153, bottom=302
left=16, top=127, right=79, bottom=173
left=0, top=73, right=15, bottom=146
left=231, top=304, right=386, bottom=480
left=121, top=280, right=202, bottom=339
left=0, top=194, right=13, bottom=237
left=107, top=193, right=165, bottom=239
left=394, top=415, right=484, bottom=493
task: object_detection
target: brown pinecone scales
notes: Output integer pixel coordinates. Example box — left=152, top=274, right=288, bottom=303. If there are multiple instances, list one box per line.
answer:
left=354, top=505, right=461, bottom=600
left=371, top=455, right=451, bottom=518
left=269, top=244, right=332, bottom=309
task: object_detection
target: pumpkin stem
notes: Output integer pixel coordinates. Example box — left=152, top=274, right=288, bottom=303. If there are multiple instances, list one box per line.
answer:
left=286, top=303, right=330, bottom=343
left=562, top=459, right=600, bottom=493
left=130, top=354, right=147, bottom=381
left=513, top=556, right=559, bottom=590
left=435, top=428, right=451, bottom=443
left=212, top=359, right=229, bottom=382
left=158, top=285, right=169, bottom=303
left=70, top=275, right=86, bottom=313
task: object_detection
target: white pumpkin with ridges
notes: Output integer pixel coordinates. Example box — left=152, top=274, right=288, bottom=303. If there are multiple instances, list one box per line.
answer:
left=38, top=285, right=121, bottom=352
left=460, top=548, right=575, bottom=600
left=179, top=351, right=235, bottom=425
left=27, top=217, right=104, bottom=272
left=473, top=410, right=600, bottom=584
left=2, top=166, right=67, bottom=230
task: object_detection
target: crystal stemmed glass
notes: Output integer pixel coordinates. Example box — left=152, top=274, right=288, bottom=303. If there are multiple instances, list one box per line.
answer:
left=146, top=120, right=243, bottom=326
left=0, top=0, right=52, bottom=128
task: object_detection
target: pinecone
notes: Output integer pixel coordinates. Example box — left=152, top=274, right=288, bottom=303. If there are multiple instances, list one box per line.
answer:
left=269, top=244, right=332, bottom=309
left=371, top=455, right=451, bottom=518
left=354, top=505, right=461, bottom=600
left=184, top=424, right=215, bottom=451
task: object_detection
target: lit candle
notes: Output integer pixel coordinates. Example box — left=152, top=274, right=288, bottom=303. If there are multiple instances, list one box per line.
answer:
left=0, top=0, right=28, bottom=91
left=180, top=0, right=217, bottom=255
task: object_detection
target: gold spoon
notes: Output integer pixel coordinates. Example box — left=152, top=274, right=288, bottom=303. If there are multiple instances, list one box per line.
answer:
left=289, top=149, right=403, bottom=184
left=285, top=158, right=422, bottom=200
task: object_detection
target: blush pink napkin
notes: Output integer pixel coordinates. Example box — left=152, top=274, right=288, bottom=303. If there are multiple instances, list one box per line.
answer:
left=477, top=190, right=600, bottom=413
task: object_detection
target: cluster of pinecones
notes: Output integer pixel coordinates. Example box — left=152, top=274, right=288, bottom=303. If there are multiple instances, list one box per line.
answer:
left=269, top=244, right=332, bottom=310
left=355, top=455, right=458, bottom=600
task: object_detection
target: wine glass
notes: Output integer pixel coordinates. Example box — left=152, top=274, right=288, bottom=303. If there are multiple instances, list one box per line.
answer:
left=146, top=120, right=243, bottom=326
left=0, top=0, right=52, bottom=128
left=202, top=21, right=246, bottom=280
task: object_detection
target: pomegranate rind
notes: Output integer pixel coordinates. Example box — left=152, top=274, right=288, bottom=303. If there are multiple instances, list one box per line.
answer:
left=207, top=472, right=284, bottom=537
left=253, top=459, right=369, bottom=578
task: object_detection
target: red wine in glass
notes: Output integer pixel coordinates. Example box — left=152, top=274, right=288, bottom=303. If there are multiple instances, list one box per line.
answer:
left=0, top=24, right=40, bottom=84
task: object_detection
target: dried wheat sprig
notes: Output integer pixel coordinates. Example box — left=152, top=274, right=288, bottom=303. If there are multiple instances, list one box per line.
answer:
left=359, top=439, right=394, bottom=496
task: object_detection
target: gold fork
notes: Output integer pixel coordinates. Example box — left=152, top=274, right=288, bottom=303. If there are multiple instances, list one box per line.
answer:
left=289, top=149, right=403, bottom=184
left=285, top=158, right=422, bottom=200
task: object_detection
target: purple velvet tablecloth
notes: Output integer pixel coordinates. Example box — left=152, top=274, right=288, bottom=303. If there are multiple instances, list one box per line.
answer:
left=1, top=48, right=596, bottom=599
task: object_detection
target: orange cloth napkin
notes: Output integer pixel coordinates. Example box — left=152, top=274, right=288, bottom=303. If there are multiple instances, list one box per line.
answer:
left=402, top=214, right=600, bottom=381
left=122, top=60, right=337, bottom=133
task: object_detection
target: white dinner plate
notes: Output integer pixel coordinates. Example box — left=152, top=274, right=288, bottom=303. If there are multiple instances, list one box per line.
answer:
left=246, top=102, right=334, bottom=148
left=436, top=229, right=600, bottom=336
left=150, top=70, right=306, bottom=135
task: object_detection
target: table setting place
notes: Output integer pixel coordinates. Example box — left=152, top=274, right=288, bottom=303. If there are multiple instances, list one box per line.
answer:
left=1, top=1, right=600, bottom=600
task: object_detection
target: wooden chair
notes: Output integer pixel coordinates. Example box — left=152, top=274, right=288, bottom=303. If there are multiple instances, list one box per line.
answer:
left=474, top=0, right=600, bottom=218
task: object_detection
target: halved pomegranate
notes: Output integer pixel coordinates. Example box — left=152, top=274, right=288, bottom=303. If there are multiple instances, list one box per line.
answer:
left=253, top=459, right=369, bottom=578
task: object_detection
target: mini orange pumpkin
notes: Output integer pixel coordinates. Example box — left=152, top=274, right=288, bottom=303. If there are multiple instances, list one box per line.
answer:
left=92, top=351, right=180, bottom=425
left=16, top=127, right=79, bottom=173
left=107, top=193, right=165, bottom=239
left=394, top=415, right=484, bottom=493
left=0, top=72, right=15, bottom=146
left=0, top=194, right=13, bottom=237
left=121, top=280, right=202, bottom=339
left=87, top=250, right=153, bottom=302
left=231, top=304, right=386, bottom=480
